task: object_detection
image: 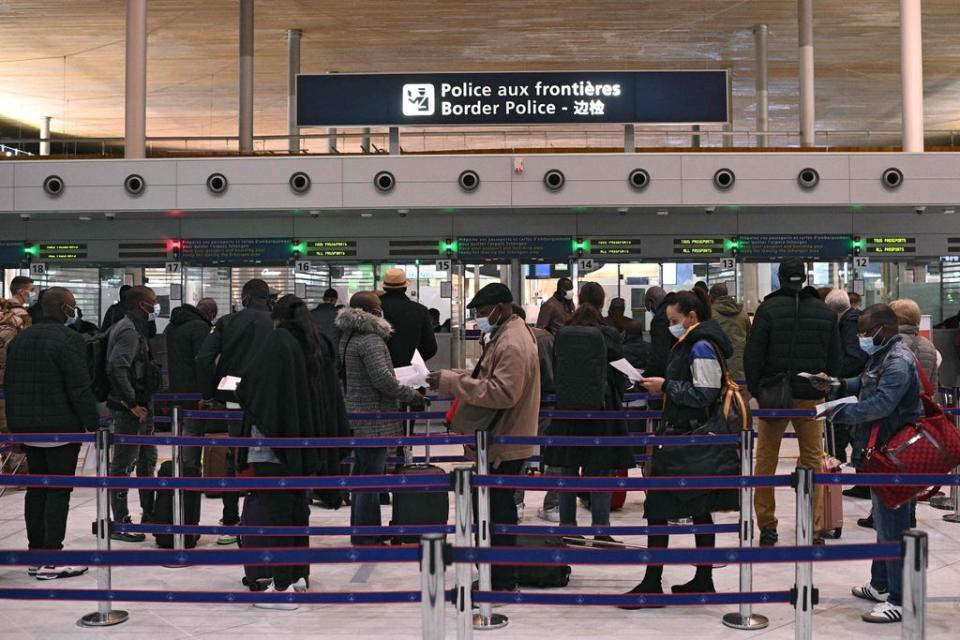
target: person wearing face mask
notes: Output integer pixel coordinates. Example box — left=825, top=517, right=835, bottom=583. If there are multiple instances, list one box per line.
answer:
left=0, top=276, right=35, bottom=474
left=4, top=287, right=99, bottom=580
left=536, top=277, right=575, bottom=335
left=196, top=278, right=276, bottom=543
left=336, top=291, right=426, bottom=545
left=743, top=258, right=841, bottom=547
left=427, top=283, right=539, bottom=592
left=643, top=286, right=677, bottom=378
left=811, top=304, right=922, bottom=624
left=105, top=285, right=163, bottom=541
left=621, top=288, right=738, bottom=603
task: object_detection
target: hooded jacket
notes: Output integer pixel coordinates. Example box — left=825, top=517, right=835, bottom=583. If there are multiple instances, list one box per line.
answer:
left=163, top=304, right=212, bottom=394
left=238, top=323, right=347, bottom=476
left=336, top=307, right=420, bottom=437
left=743, top=285, right=841, bottom=400
left=439, top=315, right=540, bottom=463
left=711, top=296, right=750, bottom=380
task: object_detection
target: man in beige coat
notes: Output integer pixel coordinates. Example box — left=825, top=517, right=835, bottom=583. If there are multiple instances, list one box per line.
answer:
left=428, top=283, right=539, bottom=591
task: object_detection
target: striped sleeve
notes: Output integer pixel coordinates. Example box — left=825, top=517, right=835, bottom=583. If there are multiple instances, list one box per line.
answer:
left=690, top=340, right=722, bottom=390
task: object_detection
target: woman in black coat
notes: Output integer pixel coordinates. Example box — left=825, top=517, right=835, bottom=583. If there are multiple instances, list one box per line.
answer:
left=622, top=288, right=738, bottom=602
left=544, top=283, right=634, bottom=537
left=238, top=295, right=349, bottom=608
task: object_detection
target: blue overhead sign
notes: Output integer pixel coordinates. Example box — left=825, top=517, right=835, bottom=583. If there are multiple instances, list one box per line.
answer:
left=297, top=71, right=729, bottom=127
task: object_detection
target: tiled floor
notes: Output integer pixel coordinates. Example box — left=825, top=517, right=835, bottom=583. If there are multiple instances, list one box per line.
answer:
left=0, top=439, right=958, bottom=639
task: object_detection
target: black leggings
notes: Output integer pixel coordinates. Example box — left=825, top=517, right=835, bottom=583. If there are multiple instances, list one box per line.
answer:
left=643, top=514, right=715, bottom=582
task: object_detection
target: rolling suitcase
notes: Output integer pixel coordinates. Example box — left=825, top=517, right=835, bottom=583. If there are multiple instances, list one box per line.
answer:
left=390, top=418, right=449, bottom=544
left=818, top=420, right=844, bottom=539
left=202, top=446, right=229, bottom=498
left=153, top=460, right=202, bottom=549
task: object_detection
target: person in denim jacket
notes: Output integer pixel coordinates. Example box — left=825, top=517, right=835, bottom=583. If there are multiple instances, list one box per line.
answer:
left=816, top=304, right=922, bottom=624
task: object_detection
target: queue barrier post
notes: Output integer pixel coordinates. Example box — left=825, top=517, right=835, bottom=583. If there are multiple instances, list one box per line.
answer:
left=931, top=386, right=959, bottom=511
left=78, top=426, right=129, bottom=628
left=454, top=467, right=475, bottom=640
left=473, top=430, right=508, bottom=631
left=171, top=407, right=186, bottom=557
left=901, top=530, right=928, bottom=640
left=420, top=533, right=446, bottom=640
left=793, top=466, right=815, bottom=640
left=722, top=429, right=769, bottom=630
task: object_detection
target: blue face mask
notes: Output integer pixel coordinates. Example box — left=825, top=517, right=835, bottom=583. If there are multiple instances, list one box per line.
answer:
left=668, top=323, right=686, bottom=339
left=476, top=316, right=496, bottom=335
left=859, top=328, right=885, bottom=355
left=146, top=303, right=160, bottom=322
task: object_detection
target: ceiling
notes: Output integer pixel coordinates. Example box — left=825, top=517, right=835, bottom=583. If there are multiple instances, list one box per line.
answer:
left=1, top=1, right=959, bottom=148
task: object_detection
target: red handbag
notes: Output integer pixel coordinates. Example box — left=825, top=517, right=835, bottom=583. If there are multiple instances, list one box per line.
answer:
left=864, top=357, right=960, bottom=509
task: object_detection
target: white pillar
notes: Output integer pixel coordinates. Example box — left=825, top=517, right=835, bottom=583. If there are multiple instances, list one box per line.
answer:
left=798, top=0, right=815, bottom=147
left=124, top=0, right=147, bottom=159
left=287, top=29, right=301, bottom=154
left=239, top=0, right=254, bottom=153
left=900, top=0, right=925, bottom=152
left=753, top=24, right=769, bottom=147
left=39, top=116, right=51, bottom=156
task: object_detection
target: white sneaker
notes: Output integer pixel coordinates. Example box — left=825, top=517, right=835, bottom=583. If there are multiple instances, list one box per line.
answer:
left=862, top=601, right=902, bottom=623
left=516, top=502, right=525, bottom=522
left=537, top=506, right=560, bottom=523
left=291, top=577, right=309, bottom=593
left=27, top=566, right=39, bottom=576
left=253, top=583, right=299, bottom=610
left=36, top=565, right=89, bottom=581
left=217, top=534, right=238, bottom=546
left=851, top=582, right=889, bottom=603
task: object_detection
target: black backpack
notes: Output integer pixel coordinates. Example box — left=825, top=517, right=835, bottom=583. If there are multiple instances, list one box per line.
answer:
left=553, top=325, right=608, bottom=410
left=84, top=330, right=111, bottom=402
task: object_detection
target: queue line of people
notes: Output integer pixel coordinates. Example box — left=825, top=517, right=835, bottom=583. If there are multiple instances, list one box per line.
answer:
left=0, top=268, right=938, bottom=623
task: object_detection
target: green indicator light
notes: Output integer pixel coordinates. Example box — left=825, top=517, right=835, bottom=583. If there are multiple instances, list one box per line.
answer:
left=849, top=205, right=864, bottom=212
left=851, top=237, right=865, bottom=250
left=725, top=205, right=741, bottom=212
left=723, top=238, right=740, bottom=251
left=572, top=239, right=590, bottom=252
left=291, top=242, right=306, bottom=253
left=442, top=208, right=457, bottom=214
left=23, top=244, right=39, bottom=257
left=439, top=240, right=458, bottom=253
left=572, top=207, right=589, bottom=214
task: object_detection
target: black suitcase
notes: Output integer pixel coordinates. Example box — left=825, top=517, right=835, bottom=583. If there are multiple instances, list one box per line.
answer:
left=153, top=460, right=202, bottom=549
left=515, top=535, right=571, bottom=588
left=554, top=326, right=609, bottom=410
left=390, top=418, right=449, bottom=543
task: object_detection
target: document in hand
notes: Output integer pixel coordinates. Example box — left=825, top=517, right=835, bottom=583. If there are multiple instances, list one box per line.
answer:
left=217, top=375, right=242, bottom=391
left=609, top=358, right=645, bottom=382
left=395, top=349, right=430, bottom=388
left=815, top=396, right=858, bottom=418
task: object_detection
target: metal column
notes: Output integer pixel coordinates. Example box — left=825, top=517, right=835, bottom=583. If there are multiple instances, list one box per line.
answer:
left=798, top=0, right=816, bottom=147
left=287, top=29, right=301, bottom=154
left=900, top=0, right=925, bottom=152
left=473, top=431, right=508, bottom=630
left=328, top=127, right=338, bottom=153
left=361, top=127, right=372, bottom=153
left=124, top=0, right=147, bottom=159
left=78, top=428, right=129, bottom=627
left=901, top=530, right=928, bottom=640
left=39, top=116, right=51, bottom=156
left=239, top=0, right=254, bottom=153
left=624, top=124, right=635, bottom=152
left=793, top=467, right=815, bottom=640
left=753, top=24, right=769, bottom=147
left=420, top=534, right=446, bottom=640
left=454, top=468, right=474, bottom=640
left=389, top=126, right=400, bottom=154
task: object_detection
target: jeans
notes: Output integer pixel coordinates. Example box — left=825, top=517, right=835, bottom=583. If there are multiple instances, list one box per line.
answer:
left=754, top=398, right=825, bottom=535
left=253, top=463, right=310, bottom=591
left=350, top=447, right=389, bottom=545
left=472, top=458, right=525, bottom=590
left=23, top=444, right=81, bottom=550
left=541, top=466, right=561, bottom=511
left=109, top=409, right=158, bottom=523
left=182, top=417, right=204, bottom=473
left=871, top=492, right=914, bottom=606
left=558, top=467, right=612, bottom=526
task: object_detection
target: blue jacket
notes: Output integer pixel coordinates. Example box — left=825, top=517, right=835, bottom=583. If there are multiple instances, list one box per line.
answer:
left=832, top=336, right=922, bottom=450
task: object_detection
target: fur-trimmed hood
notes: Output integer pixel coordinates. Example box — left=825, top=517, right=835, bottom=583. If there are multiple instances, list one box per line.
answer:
left=335, top=307, right=393, bottom=339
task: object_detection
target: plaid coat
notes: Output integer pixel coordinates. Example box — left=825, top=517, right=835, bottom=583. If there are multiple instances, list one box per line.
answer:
left=336, top=308, right=420, bottom=437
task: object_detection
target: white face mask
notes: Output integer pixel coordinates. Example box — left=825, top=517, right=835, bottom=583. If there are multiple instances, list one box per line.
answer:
left=564, top=289, right=575, bottom=301
left=146, top=302, right=161, bottom=322
left=25, top=289, right=38, bottom=306
left=668, top=323, right=686, bottom=339
left=64, top=306, right=79, bottom=326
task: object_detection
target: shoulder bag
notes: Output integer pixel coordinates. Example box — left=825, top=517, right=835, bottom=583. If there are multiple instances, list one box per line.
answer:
left=757, top=295, right=799, bottom=409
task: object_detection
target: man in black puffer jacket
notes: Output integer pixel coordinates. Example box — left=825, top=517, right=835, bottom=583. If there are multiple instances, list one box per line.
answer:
left=164, top=299, right=217, bottom=472
left=5, top=287, right=99, bottom=580
left=744, top=258, right=841, bottom=547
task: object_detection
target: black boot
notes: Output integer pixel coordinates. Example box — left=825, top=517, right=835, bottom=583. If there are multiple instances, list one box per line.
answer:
left=671, top=566, right=715, bottom=594
left=619, top=574, right=664, bottom=610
